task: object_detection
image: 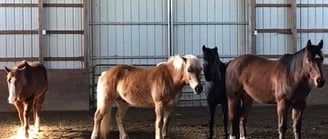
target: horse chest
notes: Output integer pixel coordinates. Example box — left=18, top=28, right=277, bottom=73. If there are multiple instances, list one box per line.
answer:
left=275, top=81, right=311, bottom=102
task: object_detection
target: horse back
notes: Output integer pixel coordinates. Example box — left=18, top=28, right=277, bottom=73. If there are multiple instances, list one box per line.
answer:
left=226, top=54, right=278, bottom=103
left=29, top=63, right=48, bottom=91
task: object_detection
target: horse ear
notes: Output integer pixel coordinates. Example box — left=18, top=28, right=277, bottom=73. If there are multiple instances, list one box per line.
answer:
left=202, top=45, right=207, bottom=51
left=23, top=60, right=30, bottom=67
left=318, top=39, right=323, bottom=49
left=306, top=40, right=312, bottom=48
left=181, top=56, right=187, bottom=63
left=4, top=66, right=10, bottom=73
left=214, top=46, right=218, bottom=51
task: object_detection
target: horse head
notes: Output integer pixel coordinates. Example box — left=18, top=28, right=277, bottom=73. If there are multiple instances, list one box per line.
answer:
left=170, top=55, right=203, bottom=94
left=4, top=60, right=30, bottom=104
left=304, top=40, right=325, bottom=88
left=202, top=45, right=223, bottom=83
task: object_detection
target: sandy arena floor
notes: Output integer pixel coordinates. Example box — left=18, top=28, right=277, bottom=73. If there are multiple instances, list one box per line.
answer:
left=0, top=105, right=328, bottom=139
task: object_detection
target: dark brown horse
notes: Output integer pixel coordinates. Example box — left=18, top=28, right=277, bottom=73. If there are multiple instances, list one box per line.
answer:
left=5, top=61, right=48, bottom=138
left=91, top=55, right=203, bottom=139
left=226, top=40, right=324, bottom=139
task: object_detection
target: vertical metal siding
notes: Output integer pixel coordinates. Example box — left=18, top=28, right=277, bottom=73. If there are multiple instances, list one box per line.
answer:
left=0, top=0, right=84, bottom=69
left=0, top=0, right=39, bottom=67
left=90, top=0, right=168, bottom=67
left=173, top=0, right=247, bottom=62
left=256, top=4, right=290, bottom=55
left=43, top=1, right=84, bottom=69
left=256, top=0, right=328, bottom=59
left=297, top=1, right=328, bottom=52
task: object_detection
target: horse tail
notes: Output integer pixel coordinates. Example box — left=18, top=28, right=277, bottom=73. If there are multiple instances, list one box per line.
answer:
left=96, top=71, right=113, bottom=138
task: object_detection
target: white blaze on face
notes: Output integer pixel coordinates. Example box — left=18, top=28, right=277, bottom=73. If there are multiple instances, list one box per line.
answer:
left=315, top=54, right=321, bottom=59
left=8, top=77, right=16, bottom=104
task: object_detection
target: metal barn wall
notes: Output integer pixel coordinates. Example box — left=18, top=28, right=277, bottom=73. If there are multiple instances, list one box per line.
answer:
left=256, top=0, right=328, bottom=60
left=173, top=0, right=248, bottom=62
left=0, top=0, right=86, bottom=69
left=90, top=0, right=169, bottom=69
left=0, top=0, right=39, bottom=67
left=44, top=0, right=85, bottom=69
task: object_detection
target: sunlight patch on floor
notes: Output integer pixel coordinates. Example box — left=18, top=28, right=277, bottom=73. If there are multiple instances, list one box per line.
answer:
left=10, top=126, right=40, bottom=139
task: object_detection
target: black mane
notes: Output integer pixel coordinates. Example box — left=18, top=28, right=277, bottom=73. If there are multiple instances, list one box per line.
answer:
left=279, top=48, right=305, bottom=76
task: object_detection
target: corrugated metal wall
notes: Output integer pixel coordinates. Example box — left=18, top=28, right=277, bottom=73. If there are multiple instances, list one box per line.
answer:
left=297, top=0, right=328, bottom=50
left=90, top=0, right=168, bottom=68
left=44, top=0, right=84, bottom=69
left=0, top=0, right=39, bottom=67
left=0, top=0, right=85, bottom=69
left=256, top=0, right=328, bottom=59
left=173, top=0, right=247, bottom=62
left=90, top=0, right=247, bottom=65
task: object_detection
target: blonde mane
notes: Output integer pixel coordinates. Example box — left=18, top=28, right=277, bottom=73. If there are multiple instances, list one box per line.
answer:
left=163, top=55, right=202, bottom=71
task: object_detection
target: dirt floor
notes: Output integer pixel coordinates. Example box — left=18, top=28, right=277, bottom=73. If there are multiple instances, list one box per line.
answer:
left=0, top=105, right=328, bottom=139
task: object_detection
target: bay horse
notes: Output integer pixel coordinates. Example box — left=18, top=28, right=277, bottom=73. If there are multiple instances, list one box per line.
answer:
left=4, top=60, right=48, bottom=138
left=202, top=45, right=228, bottom=139
left=226, top=40, right=325, bottom=139
left=91, top=54, right=203, bottom=139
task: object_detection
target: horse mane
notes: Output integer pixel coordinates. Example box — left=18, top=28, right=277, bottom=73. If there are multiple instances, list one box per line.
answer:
left=183, top=54, right=202, bottom=70
left=279, top=48, right=306, bottom=77
left=13, top=60, right=29, bottom=69
left=214, top=58, right=226, bottom=83
left=164, top=55, right=202, bottom=71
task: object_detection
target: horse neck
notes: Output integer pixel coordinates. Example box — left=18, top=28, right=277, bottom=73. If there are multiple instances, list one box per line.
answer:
left=165, top=63, right=186, bottom=87
left=284, top=50, right=308, bottom=82
left=211, top=59, right=225, bottom=84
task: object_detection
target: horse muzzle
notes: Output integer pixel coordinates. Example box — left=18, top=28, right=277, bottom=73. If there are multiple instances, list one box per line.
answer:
left=194, top=84, right=203, bottom=95
left=316, top=77, right=325, bottom=88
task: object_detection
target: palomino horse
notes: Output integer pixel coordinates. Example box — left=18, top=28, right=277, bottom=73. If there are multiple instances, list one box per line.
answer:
left=5, top=60, right=48, bottom=138
left=91, top=55, right=203, bottom=139
left=202, top=45, right=228, bottom=139
left=226, top=40, right=325, bottom=139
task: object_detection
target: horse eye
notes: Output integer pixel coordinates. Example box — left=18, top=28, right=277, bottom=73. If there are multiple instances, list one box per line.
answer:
left=187, top=67, right=193, bottom=72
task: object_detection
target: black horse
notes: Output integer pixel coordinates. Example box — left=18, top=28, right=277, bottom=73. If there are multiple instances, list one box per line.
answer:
left=202, top=45, right=228, bottom=139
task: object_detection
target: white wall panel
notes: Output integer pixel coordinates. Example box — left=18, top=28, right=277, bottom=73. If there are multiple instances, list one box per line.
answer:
left=91, top=0, right=168, bottom=65
left=0, top=0, right=84, bottom=69
left=256, top=0, right=328, bottom=57
left=173, top=0, right=247, bottom=61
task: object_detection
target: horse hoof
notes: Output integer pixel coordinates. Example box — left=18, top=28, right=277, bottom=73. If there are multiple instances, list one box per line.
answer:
left=32, top=127, right=39, bottom=133
left=120, top=134, right=129, bottom=139
left=90, top=131, right=99, bottom=139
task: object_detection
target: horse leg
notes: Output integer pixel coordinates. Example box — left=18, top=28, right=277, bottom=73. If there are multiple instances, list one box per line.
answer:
left=292, top=102, right=305, bottom=139
left=277, top=100, right=289, bottom=139
left=227, top=98, right=239, bottom=139
left=155, top=102, right=164, bottom=139
left=162, top=105, right=175, bottom=138
left=116, top=99, right=129, bottom=139
left=15, top=101, right=24, bottom=130
left=239, top=95, right=253, bottom=139
left=221, top=101, right=228, bottom=139
left=23, top=99, right=33, bottom=138
left=207, top=100, right=217, bottom=139
left=33, top=94, right=45, bottom=133
left=91, top=101, right=112, bottom=139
